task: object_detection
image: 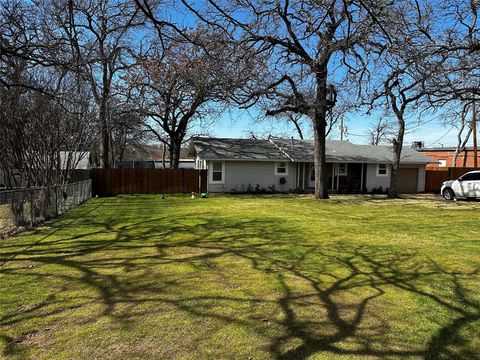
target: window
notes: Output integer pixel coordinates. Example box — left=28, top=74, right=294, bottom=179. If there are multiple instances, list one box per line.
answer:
left=438, top=159, right=447, bottom=167
left=376, top=163, right=389, bottom=177
left=275, top=161, right=288, bottom=175
left=210, top=161, right=224, bottom=183
left=460, top=172, right=480, bottom=181
left=337, top=163, right=348, bottom=176
left=310, top=164, right=315, bottom=181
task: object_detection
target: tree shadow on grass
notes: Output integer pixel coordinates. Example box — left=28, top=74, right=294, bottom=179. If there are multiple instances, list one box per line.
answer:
left=0, top=200, right=479, bottom=359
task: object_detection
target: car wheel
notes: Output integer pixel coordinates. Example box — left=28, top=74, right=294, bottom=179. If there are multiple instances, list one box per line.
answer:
left=443, top=188, right=455, bottom=201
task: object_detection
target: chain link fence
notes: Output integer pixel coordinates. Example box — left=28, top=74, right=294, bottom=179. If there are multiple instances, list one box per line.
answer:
left=0, top=180, right=92, bottom=238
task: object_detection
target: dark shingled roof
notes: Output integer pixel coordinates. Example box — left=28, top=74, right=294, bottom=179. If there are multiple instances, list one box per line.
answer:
left=189, top=138, right=290, bottom=161
left=190, top=137, right=433, bottom=164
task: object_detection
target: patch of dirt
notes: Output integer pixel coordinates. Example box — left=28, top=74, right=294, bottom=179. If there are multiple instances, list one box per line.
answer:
left=8, top=330, right=39, bottom=344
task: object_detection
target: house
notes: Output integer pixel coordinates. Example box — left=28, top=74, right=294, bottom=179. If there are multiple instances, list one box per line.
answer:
left=116, top=144, right=195, bottom=169
left=59, top=151, right=91, bottom=170
left=418, top=146, right=480, bottom=169
left=188, top=137, right=433, bottom=193
left=0, top=151, right=91, bottom=188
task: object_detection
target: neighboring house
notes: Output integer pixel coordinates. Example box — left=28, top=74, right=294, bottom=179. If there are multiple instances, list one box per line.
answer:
left=117, top=144, right=195, bottom=169
left=418, top=147, right=480, bottom=169
left=0, top=151, right=91, bottom=188
left=188, top=137, right=433, bottom=193
left=59, top=151, right=91, bottom=170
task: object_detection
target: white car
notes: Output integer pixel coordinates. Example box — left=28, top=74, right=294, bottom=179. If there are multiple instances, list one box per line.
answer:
left=441, top=171, right=480, bottom=200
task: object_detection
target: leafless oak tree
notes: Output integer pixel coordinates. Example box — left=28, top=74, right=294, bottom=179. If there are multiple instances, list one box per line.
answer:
left=44, top=0, right=146, bottom=168
left=127, top=28, right=256, bottom=168
left=182, top=0, right=394, bottom=198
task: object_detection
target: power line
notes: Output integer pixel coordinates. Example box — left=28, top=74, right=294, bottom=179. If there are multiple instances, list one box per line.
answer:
left=426, top=126, right=455, bottom=147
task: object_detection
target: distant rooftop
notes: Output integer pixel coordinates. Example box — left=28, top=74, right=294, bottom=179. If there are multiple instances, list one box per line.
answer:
left=419, top=147, right=476, bottom=152
left=189, top=137, right=432, bottom=164
left=122, top=144, right=193, bottom=161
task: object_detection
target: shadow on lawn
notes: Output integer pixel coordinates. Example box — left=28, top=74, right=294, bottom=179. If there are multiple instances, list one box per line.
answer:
left=0, top=202, right=479, bottom=359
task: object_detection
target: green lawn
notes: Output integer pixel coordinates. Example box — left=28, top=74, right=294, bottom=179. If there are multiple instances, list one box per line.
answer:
left=0, top=194, right=479, bottom=360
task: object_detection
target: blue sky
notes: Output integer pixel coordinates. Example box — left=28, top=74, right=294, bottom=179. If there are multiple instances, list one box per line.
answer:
left=210, top=108, right=460, bottom=148
left=171, top=1, right=468, bottom=149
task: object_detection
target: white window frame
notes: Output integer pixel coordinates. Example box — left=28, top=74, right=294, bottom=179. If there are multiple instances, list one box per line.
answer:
left=210, top=161, right=225, bottom=184
left=438, top=159, right=447, bottom=167
left=337, top=163, right=348, bottom=176
left=275, top=161, right=288, bottom=176
left=376, top=163, right=389, bottom=177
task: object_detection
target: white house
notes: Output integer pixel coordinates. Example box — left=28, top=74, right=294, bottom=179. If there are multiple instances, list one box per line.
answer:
left=59, top=151, right=91, bottom=170
left=188, top=137, right=433, bottom=193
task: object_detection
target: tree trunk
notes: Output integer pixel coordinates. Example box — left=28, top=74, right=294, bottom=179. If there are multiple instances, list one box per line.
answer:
left=99, top=98, right=110, bottom=169
left=162, top=143, right=167, bottom=169
left=313, top=69, right=329, bottom=199
left=100, top=115, right=110, bottom=169
left=389, top=119, right=405, bottom=198
left=169, top=137, right=181, bottom=169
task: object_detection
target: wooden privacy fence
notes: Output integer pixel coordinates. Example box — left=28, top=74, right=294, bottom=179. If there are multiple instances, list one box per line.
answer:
left=91, top=169, right=207, bottom=196
left=425, top=167, right=478, bottom=192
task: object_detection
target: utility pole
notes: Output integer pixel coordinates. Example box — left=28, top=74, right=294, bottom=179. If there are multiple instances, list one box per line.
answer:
left=473, top=100, right=478, bottom=168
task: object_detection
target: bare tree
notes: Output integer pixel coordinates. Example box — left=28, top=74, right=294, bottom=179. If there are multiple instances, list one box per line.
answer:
left=44, top=0, right=145, bottom=169
left=423, top=0, right=480, bottom=102
left=256, top=98, right=352, bottom=141
left=128, top=29, right=255, bottom=168
left=183, top=0, right=393, bottom=198
left=0, top=70, right=97, bottom=223
left=445, top=102, right=474, bottom=167
left=0, top=1, right=97, bottom=224
left=108, top=102, right=149, bottom=165
left=368, top=118, right=395, bottom=146
left=363, top=0, right=446, bottom=198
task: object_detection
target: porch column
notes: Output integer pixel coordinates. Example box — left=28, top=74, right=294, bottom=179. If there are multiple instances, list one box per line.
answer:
left=302, top=162, right=306, bottom=190
left=360, top=163, right=364, bottom=192
left=295, top=163, right=299, bottom=189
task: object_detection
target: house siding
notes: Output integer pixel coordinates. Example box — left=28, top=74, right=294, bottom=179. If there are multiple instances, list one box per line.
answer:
left=203, top=160, right=426, bottom=193
left=365, top=164, right=390, bottom=191
left=207, top=160, right=297, bottom=192
left=365, top=163, right=426, bottom=192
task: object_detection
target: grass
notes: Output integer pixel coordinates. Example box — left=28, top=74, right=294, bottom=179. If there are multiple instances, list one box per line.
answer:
left=0, top=194, right=479, bottom=360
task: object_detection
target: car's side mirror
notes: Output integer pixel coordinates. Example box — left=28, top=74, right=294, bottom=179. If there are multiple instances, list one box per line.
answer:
left=458, top=177, right=463, bottom=181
